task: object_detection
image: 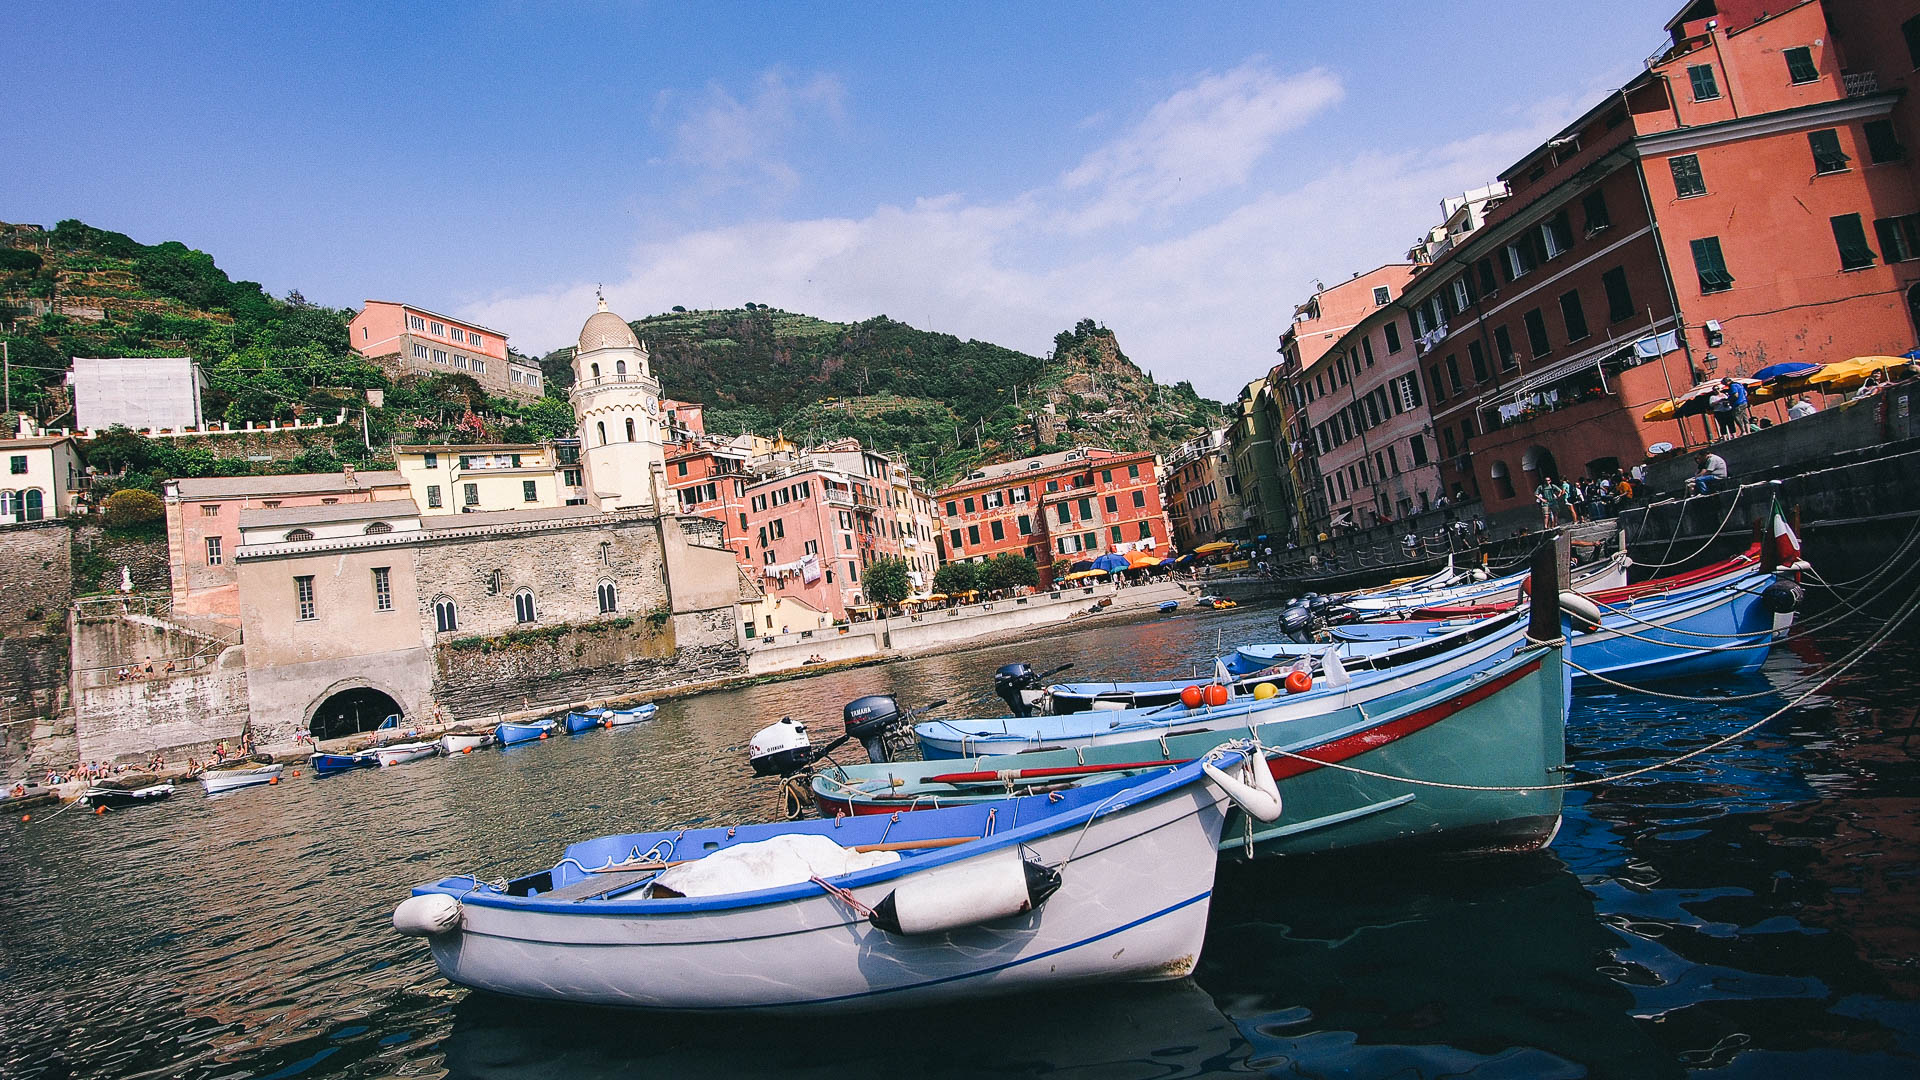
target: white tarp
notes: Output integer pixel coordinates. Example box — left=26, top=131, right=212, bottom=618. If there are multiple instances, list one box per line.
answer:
left=652, top=834, right=900, bottom=897
left=799, top=553, right=822, bottom=584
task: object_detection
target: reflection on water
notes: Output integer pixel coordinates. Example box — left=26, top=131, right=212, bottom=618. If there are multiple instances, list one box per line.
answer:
left=2, top=606, right=1919, bottom=1079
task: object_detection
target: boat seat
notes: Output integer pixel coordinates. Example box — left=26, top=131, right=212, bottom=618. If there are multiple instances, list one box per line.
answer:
left=539, top=868, right=659, bottom=902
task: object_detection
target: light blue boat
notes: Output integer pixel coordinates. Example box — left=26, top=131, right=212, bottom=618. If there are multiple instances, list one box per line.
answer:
left=496, top=718, right=559, bottom=746
left=916, top=609, right=1539, bottom=759
left=565, top=704, right=659, bottom=732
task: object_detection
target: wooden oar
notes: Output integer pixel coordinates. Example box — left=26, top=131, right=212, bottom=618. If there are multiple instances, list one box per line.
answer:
left=585, top=835, right=975, bottom=873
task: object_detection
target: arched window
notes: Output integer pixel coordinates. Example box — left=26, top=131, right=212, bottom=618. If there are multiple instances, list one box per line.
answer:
left=615, top=359, right=627, bottom=376
left=597, top=421, right=607, bottom=445
left=596, top=580, right=617, bottom=613
left=1489, top=461, right=1515, bottom=500
left=284, top=527, right=314, bottom=542
left=433, top=596, right=458, bottom=633
left=0, top=490, right=14, bottom=521
left=513, top=588, right=536, bottom=623
left=590, top=362, right=601, bottom=379
left=364, top=521, right=392, bottom=535
left=625, top=417, right=636, bottom=441
left=20, top=489, right=43, bottom=522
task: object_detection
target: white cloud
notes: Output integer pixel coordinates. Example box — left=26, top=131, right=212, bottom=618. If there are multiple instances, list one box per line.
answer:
left=662, top=69, right=846, bottom=191
left=467, top=62, right=1595, bottom=400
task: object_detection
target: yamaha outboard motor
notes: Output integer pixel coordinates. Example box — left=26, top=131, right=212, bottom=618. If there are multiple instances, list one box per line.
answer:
left=845, top=694, right=907, bottom=763
left=1279, top=602, right=1312, bottom=643
left=748, top=718, right=814, bottom=777
left=994, top=662, right=1041, bottom=717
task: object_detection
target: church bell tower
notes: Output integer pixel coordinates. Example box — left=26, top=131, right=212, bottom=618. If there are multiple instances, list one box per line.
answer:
left=570, top=297, right=667, bottom=511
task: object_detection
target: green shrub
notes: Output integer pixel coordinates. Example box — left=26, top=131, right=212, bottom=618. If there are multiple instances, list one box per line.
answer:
left=101, top=488, right=164, bottom=529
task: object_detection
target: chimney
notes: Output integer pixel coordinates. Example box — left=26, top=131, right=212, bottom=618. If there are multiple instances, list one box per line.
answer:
left=343, top=464, right=358, bottom=487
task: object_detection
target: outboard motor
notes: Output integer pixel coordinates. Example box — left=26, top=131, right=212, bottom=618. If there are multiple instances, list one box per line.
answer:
left=1279, top=602, right=1312, bottom=643
left=994, top=662, right=1041, bottom=718
left=748, top=718, right=814, bottom=777
left=845, top=694, right=907, bottom=763
left=1761, top=578, right=1804, bottom=614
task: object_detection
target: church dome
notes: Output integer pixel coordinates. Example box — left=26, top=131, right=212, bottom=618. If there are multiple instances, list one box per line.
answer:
left=578, top=299, right=640, bottom=353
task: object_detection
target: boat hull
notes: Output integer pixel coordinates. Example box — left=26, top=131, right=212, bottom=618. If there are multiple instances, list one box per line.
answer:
left=375, top=742, right=440, bottom=767
left=495, top=720, right=556, bottom=746
left=81, top=783, right=173, bottom=808
left=311, top=752, right=377, bottom=775
left=200, top=764, right=283, bottom=793
left=823, top=645, right=1567, bottom=862
left=411, top=762, right=1238, bottom=1012
left=440, top=733, right=497, bottom=754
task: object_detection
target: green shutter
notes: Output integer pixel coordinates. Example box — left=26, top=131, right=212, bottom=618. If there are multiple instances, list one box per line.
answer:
left=1831, top=214, right=1877, bottom=270
left=1784, top=47, right=1819, bottom=84
left=1691, top=237, right=1734, bottom=292
left=1809, top=130, right=1850, bottom=174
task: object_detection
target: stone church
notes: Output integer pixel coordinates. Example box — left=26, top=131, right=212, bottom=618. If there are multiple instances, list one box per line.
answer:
left=221, top=302, right=755, bottom=743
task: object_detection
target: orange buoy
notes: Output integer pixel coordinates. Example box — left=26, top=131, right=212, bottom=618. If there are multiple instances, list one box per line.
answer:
left=1285, top=670, right=1313, bottom=694
left=19, top=814, right=28, bottom=823
left=604, top=721, right=612, bottom=729
left=1204, top=684, right=1230, bottom=707
left=95, top=805, right=107, bottom=815
left=291, top=771, right=300, bottom=777
left=462, top=747, right=473, bottom=754
left=538, top=733, right=548, bottom=740
left=268, top=776, right=279, bottom=785
left=1179, top=685, right=1205, bottom=708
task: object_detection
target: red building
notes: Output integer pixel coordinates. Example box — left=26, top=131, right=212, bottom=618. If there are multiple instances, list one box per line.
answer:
left=936, top=447, right=1169, bottom=586
left=1399, top=0, right=1920, bottom=515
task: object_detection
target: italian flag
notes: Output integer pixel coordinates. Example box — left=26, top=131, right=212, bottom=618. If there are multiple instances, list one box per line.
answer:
left=1771, top=497, right=1801, bottom=567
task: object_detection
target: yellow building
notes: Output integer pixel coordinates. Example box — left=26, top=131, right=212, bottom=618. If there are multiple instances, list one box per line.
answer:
left=392, top=443, right=587, bottom=515
left=2, top=435, right=84, bottom=522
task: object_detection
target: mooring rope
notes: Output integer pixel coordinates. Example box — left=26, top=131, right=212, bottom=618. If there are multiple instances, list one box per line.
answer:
left=1633, top=483, right=1752, bottom=571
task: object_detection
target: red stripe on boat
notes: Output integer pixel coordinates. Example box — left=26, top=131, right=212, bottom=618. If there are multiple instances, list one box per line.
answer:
left=815, top=657, right=1545, bottom=815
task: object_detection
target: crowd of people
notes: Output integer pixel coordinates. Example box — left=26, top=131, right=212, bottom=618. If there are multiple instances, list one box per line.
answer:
left=1534, top=471, right=1642, bottom=528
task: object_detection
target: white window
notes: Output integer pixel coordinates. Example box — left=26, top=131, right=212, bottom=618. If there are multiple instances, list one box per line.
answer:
left=596, top=581, right=617, bottom=614
left=407, top=314, right=426, bottom=331
left=513, top=589, right=536, bottom=623
left=294, top=576, right=316, bottom=620
left=433, top=349, right=448, bottom=365
left=373, top=567, right=393, bottom=611
left=412, top=343, right=429, bottom=360
left=1396, top=375, right=1419, bottom=413
left=429, top=321, right=446, bottom=336
left=433, top=596, right=457, bottom=633
left=467, top=330, right=482, bottom=346
left=205, top=536, right=222, bottom=565
left=199, top=504, right=219, bottom=516
left=463, top=483, right=479, bottom=506
left=426, top=484, right=442, bottom=509
left=472, top=359, right=484, bottom=375
left=1451, top=278, right=1471, bottom=313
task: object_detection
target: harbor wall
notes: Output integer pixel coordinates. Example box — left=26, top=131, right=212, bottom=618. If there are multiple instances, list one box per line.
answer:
left=1640, top=383, right=1920, bottom=496
left=73, top=646, right=250, bottom=763
left=0, top=522, right=73, bottom=775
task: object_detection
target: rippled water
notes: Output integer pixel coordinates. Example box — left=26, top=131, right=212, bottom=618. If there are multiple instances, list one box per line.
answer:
left=4, top=605, right=1919, bottom=1079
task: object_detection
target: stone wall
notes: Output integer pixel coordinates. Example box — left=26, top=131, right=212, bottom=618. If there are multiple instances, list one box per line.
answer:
left=417, top=515, right=672, bottom=640
left=0, top=523, right=73, bottom=767
left=432, top=611, right=745, bottom=719
left=71, top=523, right=170, bottom=595
left=73, top=646, right=250, bottom=764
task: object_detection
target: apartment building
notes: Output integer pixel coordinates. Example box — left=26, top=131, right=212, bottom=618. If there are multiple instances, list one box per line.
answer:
left=936, top=447, right=1169, bottom=586
left=391, top=442, right=587, bottom=515
left=350, top=300, right=544, bottom=400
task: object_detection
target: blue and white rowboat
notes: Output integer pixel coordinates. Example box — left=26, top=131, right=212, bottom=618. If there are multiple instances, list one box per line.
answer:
left=495, top=718, right=558, bottom=746
left=393, top=742, right=1278, bottom=1012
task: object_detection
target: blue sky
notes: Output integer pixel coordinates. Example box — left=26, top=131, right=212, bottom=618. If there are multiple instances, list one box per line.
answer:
left=3, top=1, right=1680, bottom=397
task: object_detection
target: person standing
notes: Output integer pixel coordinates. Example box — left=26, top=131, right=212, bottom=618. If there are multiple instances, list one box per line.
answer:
left=1726, top=378, right=1752, bottom=434
left=1787, top=394, right=1818, bottom=420
left=1709, top=384, right=1735, bottom=440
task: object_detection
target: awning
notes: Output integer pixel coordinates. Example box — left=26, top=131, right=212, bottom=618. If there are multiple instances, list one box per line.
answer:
left=1191, top=541, right=1235, bottom=555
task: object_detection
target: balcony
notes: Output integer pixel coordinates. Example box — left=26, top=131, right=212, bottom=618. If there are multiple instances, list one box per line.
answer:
left=1843, top=70, right=1880, bottom=97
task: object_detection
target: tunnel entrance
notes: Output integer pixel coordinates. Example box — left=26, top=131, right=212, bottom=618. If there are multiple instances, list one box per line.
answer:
left=309, top=687, right=403, bottom=741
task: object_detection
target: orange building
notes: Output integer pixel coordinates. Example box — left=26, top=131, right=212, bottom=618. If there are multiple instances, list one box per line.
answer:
left=936, top=447, right=1168, bottom=586
left=1398, top=0, right=1920, bottom=515
left=349, top=300, right=544, bottom=400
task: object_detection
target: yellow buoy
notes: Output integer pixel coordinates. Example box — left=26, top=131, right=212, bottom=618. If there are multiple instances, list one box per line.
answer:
left=1252, top=682, right=1278, bottom=700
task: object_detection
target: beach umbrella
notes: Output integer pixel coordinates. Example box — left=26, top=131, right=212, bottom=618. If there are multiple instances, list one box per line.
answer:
left=1123, top=550, right=1160, bottom=570
left=1091, top=552, right=1131, bottom=573
left=1060, top=569, right=1109, bottom=581
left=923, top=593, right=948, bottom=602
left=1068, top=559, right=1095, bottom=573
left=1805, top=355, right=1917, bottom=393
left=1641, top=379, right=1755, bottom=421
left=1174, top=553, right=1198, bottom=566
left=1192, top=541, right=1235, bottom=555
left=1752, top=362, right=1820, bottom=381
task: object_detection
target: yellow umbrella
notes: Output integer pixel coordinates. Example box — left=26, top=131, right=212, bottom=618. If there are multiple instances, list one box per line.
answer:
left=1191, top=541, right=1235, bottom=555
left=1123, top=550, right=1160, bottom=569
left=923, top=593, right=948, bottom=602
left=1642, top=379, right=1752, bottom=422
left=1061, top=569, right=1109, bottom=581
left=1806, top=355, right=1917, bottom=393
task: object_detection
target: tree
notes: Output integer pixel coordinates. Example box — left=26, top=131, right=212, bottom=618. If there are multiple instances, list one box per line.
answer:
left=933, top=560, right=979, bottom=596
left=101, top=488, right=163, bottom=529
left=984, top=552, right=1038, bottom=592
left=862, top=556, right=912, bottom=607
left=84, top=427, right=154, bottom=474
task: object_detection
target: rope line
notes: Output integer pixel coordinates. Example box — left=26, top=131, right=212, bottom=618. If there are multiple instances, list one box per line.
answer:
left=1262, top=579, right=1920, bottom=792
left=1633, top=484, right=1751, bottom=570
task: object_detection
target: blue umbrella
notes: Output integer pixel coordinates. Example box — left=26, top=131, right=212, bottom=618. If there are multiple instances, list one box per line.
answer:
left=1752, top=362, right=1820, bottom=381
left=1091, top=553, right=1130, bottom=573
left=1068, top=559, right=1095, bottom=573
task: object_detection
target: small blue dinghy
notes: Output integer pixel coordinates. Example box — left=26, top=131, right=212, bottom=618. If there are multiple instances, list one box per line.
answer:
left=310, top=751, right=377, bottom=776
left=495, top=718, right=558, bottom=746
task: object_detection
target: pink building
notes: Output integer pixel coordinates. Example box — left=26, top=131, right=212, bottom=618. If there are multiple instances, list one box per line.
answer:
left=164, top=469, right=412, bottom=624
left=742, top=449, right=899, bottom=621
left=349, top=300, right=543, bottom=400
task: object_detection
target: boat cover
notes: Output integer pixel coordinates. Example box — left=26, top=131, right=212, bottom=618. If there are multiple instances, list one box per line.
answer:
left=652, top=834, right=901, bottom=897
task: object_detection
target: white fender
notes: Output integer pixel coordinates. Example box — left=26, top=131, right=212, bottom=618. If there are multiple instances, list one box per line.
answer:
left=1558, top=591, right=1603, bottom=632
left=1319, top=646, right=1352, bottom=688
left=393, top=893, right=463, bottom=937
left=868, top=845, right=1059, bottom=935
left=1203, top=752, right=1283, bottom=823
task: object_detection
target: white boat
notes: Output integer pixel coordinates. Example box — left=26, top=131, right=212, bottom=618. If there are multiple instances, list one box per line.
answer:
left=439, top=731, right=497, bottom=754
left=200, top=763, right=284, bottom=794
left=604, top=703, right=657, bottom=726
left=393, top=742, right=1279, bottom=1012
left=374, top=741, right=441, bottom=767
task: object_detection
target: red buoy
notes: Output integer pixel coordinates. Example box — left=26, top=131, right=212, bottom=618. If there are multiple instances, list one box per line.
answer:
left=1179, top=685, right=1205, bottom=708
left=19, top=814, right=28, bottom=823
left=1204, top=684, right=1230, bottom=707
left=1285, top=670, right=1313, bottom=694
left=268, top=776, right=279, bottom=785
left=538, top=733, right=548, bottom=740
left=95, top=805, right=107, bottom=815
left=462, top=747, right=473, bottom=754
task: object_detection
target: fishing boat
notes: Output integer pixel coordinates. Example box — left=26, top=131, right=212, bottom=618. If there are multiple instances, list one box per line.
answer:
left=374, top=741, right=441, bottom=767
left=604, top=703, right=657, bottom=726
left=1157, top=600, right=1180, bottom=613
left=200, top=763, right=284, bottom=794
left=1332, top=550, right=1628, bottom=616
left=80, top=781, right=174, bottom=808
left=925, top=605, right=1538, bottom=758
left=563, top=710, right=605, bottom=735
left=813, top=611, right=1568, bottom=862
left=310, top=750, right=378, bottom=775
left=439, top=731, right=497, bottom=754
left=393, top=741, right=1278, bottom=1012
left=495, top=718, right=558, bottom=746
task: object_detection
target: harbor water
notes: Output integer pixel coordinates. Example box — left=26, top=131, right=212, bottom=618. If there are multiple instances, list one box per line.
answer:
left=3, top=604, right=1918, bottom=1079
